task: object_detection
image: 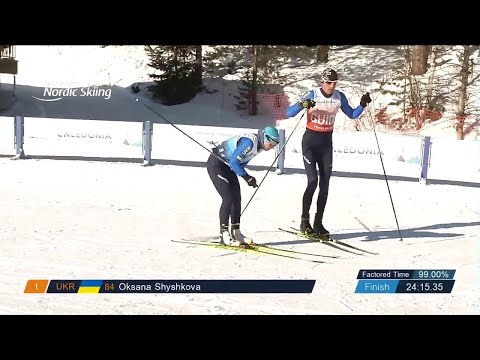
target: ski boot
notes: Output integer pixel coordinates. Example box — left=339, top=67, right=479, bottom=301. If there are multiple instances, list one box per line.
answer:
left=300, top=217, right=316, bottom=238
left=313, top=213, right=330, bottom=240
left=230, top=223, right=254, bottom=246
left=219, top=224, right=235, bottom=246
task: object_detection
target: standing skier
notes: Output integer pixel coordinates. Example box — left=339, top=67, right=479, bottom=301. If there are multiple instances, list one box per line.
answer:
left=207, top=126, right=280, bottom=247
left=286, top=67, right=371, bottom=237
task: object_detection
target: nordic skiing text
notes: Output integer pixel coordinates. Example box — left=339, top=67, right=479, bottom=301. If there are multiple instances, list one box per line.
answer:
left=44, top=86, right=112, bottom=99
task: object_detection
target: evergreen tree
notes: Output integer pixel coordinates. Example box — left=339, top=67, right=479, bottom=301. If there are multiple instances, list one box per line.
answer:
left=145, top=45, right=203, bottom=105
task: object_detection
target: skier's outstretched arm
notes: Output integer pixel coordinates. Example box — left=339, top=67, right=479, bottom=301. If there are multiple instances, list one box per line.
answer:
left=286, top=90, right=315, bottom=117
left=340, top=91, right=372, bottom=119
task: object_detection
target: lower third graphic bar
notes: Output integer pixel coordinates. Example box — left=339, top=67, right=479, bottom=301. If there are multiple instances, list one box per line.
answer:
left=41, top=280, right=316, bottom=293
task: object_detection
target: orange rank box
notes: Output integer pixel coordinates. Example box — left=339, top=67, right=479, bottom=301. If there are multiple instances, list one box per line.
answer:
left=24, top=280, right=49, bottom=293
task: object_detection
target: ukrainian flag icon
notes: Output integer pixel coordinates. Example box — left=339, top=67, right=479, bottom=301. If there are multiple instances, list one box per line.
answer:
left=78, top=280, right=102, bottom=293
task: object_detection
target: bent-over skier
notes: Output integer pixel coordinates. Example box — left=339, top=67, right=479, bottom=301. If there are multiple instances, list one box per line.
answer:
left=207, top=126, right=280, bottom=247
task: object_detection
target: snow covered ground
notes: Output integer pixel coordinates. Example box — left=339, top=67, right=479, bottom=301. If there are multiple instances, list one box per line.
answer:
left=0, top=158, right=477, bottom=314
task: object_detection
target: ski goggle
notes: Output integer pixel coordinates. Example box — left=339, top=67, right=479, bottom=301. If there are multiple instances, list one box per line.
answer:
left=265, top=134, right=279, bottom=145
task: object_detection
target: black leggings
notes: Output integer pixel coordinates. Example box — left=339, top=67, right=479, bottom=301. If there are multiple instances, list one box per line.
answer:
left=206, top=153, right=241, bottom=227
left=301, top=130, right=333, bottom=222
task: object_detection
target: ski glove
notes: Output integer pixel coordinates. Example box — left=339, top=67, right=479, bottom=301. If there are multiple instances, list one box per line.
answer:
left=241, top=174, right=258, bottom=188
left=360, top=92, right=372, bottom=107
left=300, top=99, right=316, bottom=109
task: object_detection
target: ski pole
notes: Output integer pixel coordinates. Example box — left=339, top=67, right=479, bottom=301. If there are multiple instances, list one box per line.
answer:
left=360, top=76, right=404, bottom=242
left=139, top=100, right=231, bottom=167
left=368, top=105, right=404, bottom=242
left=241, top=109, right=307, bottom=216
